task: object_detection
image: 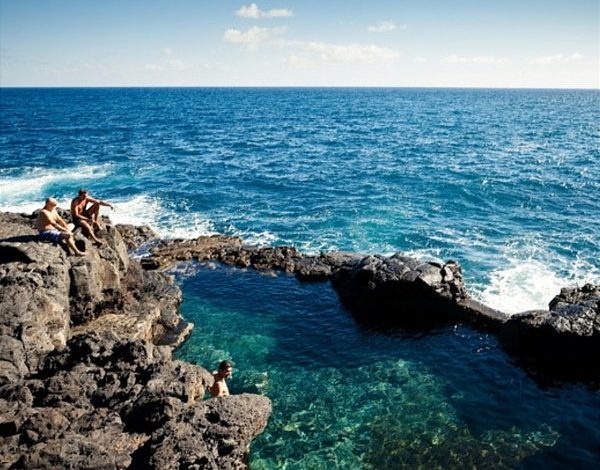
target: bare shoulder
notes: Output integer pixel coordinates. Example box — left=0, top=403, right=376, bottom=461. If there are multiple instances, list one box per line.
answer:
left=38, top=209, right=51, bottom=220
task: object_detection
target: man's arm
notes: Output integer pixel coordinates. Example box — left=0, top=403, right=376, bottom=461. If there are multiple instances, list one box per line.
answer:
left=87, top=196, right=113, bottom=209
left=53, top=213, right=70, bottom=231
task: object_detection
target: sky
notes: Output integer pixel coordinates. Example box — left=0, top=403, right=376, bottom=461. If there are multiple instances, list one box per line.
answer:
left=0, top=0, right=598, bottom=88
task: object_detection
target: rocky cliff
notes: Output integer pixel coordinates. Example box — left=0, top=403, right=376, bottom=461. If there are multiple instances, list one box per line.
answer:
left=0, top=212, right=271, bottom=469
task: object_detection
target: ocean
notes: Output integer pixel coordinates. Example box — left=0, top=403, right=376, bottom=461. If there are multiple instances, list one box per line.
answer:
left=1, top=87, right=599, bottom=468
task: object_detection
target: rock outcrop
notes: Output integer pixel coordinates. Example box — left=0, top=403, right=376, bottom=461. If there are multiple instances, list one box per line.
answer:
left=507, top=284, right=600, bottom=339
left=0, top=212, right=271, bottom=469
left=499, top=284, right=599, bottom=376
left=331, top=254, right=466, bottom=324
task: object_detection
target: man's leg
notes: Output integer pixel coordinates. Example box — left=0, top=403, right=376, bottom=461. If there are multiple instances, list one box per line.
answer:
left=61, top=232, right=85, bottom=256
left=86, top=203, right=101, bottom=225
left=79, top=219, right=104, bottom=245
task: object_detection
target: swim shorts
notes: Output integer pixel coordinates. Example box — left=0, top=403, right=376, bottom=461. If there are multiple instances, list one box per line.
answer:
left=39, top=230, right=62, bottom=243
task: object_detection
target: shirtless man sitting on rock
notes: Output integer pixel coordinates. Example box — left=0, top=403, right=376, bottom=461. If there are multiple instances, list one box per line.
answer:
left=36, top=198, right=85, bottom=256
left=210, top=361, right=233, bottom=398
left=70, top=188, right=114, bottom=245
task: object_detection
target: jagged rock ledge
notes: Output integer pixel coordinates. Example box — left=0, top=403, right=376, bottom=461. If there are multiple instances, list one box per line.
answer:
left=0, top=212, right=271, bottom=469
left=122, top=225, right=599, bottom=380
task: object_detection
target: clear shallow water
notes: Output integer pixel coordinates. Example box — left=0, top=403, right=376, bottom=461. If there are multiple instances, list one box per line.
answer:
left=1, top=88, right=599, bottom=312
left=175, top=264, right=599, bottom=469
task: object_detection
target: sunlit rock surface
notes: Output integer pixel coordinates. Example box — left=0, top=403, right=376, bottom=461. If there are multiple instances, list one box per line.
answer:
left=0, top=212, right=271, bottom=469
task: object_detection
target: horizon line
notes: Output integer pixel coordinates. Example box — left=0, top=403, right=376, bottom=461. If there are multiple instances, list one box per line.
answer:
left=1, top=85, right=599, bottom=91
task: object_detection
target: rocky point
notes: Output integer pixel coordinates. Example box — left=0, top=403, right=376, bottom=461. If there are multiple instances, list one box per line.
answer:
left=0, top=212, right=271, bottom=469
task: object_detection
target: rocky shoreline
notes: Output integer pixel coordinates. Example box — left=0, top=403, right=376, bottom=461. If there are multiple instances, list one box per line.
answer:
left=0, top=212, right=271, bottom=469
left=123, top=223, right=599, bottom=381
left=1, top=210, right=598, bottom=467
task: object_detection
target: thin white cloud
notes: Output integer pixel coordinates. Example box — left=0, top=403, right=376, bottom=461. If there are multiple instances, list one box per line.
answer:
left=532, top=52, right=583, bottom=65
left=162, top=47, right=173, bottom=56
left=236, top=3, right=294, bottom=19
left=264, top=8, right=293, bottom=18
left=443, top=54, right=507, bottom=64
left=168, top=59, right=188, bottom=71
left=282, top=55, right=317, bottom=69
left=144, top=59, right=188, bottom=72
left=415, top=56, right=427, bottom=63
left=367, top=21, right=399, bottom=33
left=224, top=26, right=287, bottom=50
left=305, top=42, right=399, bottom=65
left=225, top=28, right=399, bottom=66
left=236, top=3, right=260, bottom=18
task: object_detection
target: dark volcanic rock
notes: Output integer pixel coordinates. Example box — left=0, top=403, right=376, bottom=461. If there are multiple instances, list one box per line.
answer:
left=115, top=224, right=158, bottom=251
left=132, top=224, right=599, bottom=381
left=0, top=212, right=271, bottom=469
left=504, top=283, right=599, bottom=340
left=0, top=214, right=71, bottom=377
left=331, top=254, right=467, bottom=324
left=499, top=283, right=600, bottom=377
left=139, top=394, right=272, bottom=470
left=143, top=234, right=243, bottom=269
left=141, top=237, right=474, bottom=324
left=548, top=283, right=600, bottom=334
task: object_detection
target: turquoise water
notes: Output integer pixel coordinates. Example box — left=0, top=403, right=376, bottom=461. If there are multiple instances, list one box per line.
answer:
left=1, top=88, right=599, bottom=468
left=175, top=264, right=598, bottom=469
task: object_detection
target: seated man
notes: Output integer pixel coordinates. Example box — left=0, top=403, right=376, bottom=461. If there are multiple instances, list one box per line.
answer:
left=36, top=198, right=85, bottom=256
left=209, top=361, right=233, bottom=398
left=70, top=188, right=114, bottom=245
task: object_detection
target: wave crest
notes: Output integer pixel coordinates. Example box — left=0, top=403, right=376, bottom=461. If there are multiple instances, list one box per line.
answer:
left=0, top=164, right=113, bottom=203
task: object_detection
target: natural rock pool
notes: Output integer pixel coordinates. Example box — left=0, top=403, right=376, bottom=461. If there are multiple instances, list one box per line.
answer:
left=175, top=263, right=599, bottom=469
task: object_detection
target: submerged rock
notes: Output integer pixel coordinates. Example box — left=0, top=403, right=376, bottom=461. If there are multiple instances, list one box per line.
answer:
left=0, top=211, right=271, bottom=469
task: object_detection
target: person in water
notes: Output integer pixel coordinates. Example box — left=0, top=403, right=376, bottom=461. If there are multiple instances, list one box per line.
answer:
left=210, top=360, right=233, bottom=398
left=70, top=188, right=114, bottom=245
left=36, top=198, right=85, bottom=256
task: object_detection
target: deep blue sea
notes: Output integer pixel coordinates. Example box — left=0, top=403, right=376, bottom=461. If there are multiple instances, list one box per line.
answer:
left=1, top=88, right=599, bottom=468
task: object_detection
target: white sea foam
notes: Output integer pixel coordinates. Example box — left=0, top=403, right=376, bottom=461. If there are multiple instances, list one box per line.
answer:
left=473, top=247, right=599, bottom=314
left=238, top=230, right=279, bottom=247
left=402, top=248, right=444, bottom=263
left=110, top=195, right=215, bottom=239
left=0, top=199, right=71, bottom=215
left=476, top=260, right=568, bottom=313
left=0, top=164, right=113, bottom=204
